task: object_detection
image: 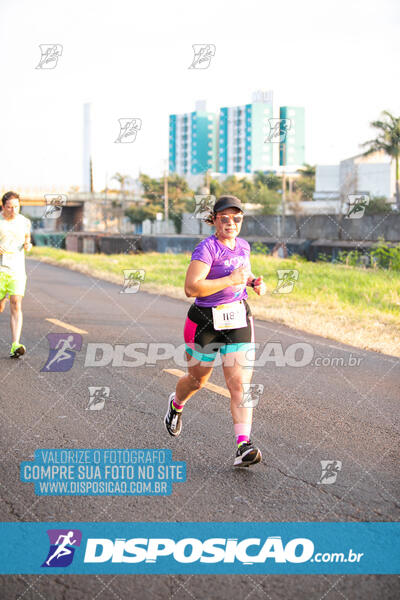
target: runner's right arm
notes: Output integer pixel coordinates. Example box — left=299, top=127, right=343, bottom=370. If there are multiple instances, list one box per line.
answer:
left=185, top=260, right=249, bottom=298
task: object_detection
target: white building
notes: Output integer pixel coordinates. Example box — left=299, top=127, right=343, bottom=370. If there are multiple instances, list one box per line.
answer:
left=314, top=150, right=397, bottom=212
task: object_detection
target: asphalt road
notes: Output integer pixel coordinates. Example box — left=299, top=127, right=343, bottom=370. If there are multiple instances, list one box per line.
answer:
left=0, top=259, right=399, bottom=599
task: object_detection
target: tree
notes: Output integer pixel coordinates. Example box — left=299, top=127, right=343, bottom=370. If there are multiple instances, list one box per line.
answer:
left=125, top=173, right=193, bottom=233
left=166, top=174, right=193, bottom=232
left=138, top=174, right=163, bottom=203
left=219, top=176, right=249, bottom=202
left=209, top=177, right=222, bottom=199
left=249, top=186, right=281, bottom=215
left=125, top=204, right=159, bottom=225
left=295, top=164, right=316, bottom=201
left=125, top=174, right=163, bottom=226
left=296, top=164, right=316, bottom=179
left=111, top=172, right=133, bottom=198
left=254, top=171, right=282, bottom=190
left=361, top=111, right=400, bottom=210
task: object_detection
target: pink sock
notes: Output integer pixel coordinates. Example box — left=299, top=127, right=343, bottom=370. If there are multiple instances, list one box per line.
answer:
left=234, top=423, right=251, bottom=447
left=172, top=395, right=184, bottom=412
left=236, top=435, right=249, bottom=446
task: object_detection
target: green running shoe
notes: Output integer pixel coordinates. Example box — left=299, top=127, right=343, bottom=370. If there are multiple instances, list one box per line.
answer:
left=10, top=342, right=26, bottom=358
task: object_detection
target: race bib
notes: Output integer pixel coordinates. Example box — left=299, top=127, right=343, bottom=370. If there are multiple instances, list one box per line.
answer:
left=212, top=301, right=247, bottom=331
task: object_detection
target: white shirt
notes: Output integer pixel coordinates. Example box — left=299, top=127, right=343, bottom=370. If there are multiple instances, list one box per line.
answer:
left=0, top=213, right=31, bottom=276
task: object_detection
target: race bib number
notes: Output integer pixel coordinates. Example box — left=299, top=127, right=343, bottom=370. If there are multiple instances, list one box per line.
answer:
left=212, top=301, right=247, bottom=331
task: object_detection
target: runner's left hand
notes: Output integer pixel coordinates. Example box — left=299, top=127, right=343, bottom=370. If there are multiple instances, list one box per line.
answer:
left=24, top=242, right=32, bottom=252
left=253, top=276, right=266, bottom=296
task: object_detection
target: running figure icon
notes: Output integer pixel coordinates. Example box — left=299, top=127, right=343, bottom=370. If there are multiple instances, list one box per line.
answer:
left=41, top=333, right=82, bottom=372
left=45, top=531, right=77, bottom=566
left=273, top=269, right=299, bottom=294
left=42, top=529, right=82, bottom=568
left=45, top=335, right=76, bottom=370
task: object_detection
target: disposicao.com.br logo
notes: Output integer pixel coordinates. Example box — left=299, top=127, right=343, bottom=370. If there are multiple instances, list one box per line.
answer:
left=32, top=525, right=371, bottom=574
left=83, top=536, right=363, bottom=565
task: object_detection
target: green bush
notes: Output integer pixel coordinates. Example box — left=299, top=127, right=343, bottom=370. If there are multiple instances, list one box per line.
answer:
left=371, top=238, right=400, bottom=270
left=365, top=196, right=393, bottom=215
left=335, top=250, right=364, bottom=267
left=289, top=253, right=308, bottom=263
left=252, top=242, right=270, bottom=255
left=332, top=239, right=400, bottom=270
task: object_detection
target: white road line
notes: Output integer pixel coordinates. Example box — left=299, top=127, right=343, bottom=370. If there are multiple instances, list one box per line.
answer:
left=163, top=368, right=230, bottom=398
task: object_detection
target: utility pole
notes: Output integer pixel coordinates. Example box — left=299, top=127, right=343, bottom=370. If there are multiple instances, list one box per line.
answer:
left=288, top=176, right=293, bottom=198
left=89, top=157, right=93, bottom=193
left=104, top=172, right=108, bottom=231
left=163, top=166, right=169, bottom=222
left=281, top=142, right=286, bottom=238
left=206, top=169, right=210, bottom=194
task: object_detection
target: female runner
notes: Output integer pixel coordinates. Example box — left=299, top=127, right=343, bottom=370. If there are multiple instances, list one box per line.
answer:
left=165, top=195, right=266, bottom=467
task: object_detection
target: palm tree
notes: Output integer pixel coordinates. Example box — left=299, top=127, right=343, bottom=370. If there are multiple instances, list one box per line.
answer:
left=111, top=172, right=133, bottom=199
left=362, top=111, right=400, bottom=210
left=111, top=172, right=133, bottom=231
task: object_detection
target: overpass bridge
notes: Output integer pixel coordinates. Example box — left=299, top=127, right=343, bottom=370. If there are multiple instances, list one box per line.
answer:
left=19, top=194, right=84, bottom=231
left=15, top=193, right=136, bottom=232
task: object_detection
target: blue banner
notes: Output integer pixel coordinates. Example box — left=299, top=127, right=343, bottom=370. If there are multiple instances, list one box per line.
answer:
left=0, top=522, right=399, bottom=574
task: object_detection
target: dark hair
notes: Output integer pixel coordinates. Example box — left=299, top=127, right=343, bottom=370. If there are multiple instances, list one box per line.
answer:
left=203, top=210, right=216, bottom=225
left=2, top=191, right=20, bottom=207
left=203, top=195, right=242, bottom=225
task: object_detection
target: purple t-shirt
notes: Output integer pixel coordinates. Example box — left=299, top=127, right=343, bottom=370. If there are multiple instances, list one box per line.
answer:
left=191, top=235, right=251, bottom=307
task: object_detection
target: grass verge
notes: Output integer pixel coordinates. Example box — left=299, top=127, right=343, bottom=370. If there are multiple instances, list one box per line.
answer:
left=29, top=246, right=400, bottom=357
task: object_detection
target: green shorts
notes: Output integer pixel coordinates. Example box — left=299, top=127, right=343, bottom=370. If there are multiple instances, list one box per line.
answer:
left=0, top=272, right=27, bottom=298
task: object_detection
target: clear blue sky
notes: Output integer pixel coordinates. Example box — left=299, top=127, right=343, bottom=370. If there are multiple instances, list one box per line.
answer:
left=0, top=0, right=399, bottom=192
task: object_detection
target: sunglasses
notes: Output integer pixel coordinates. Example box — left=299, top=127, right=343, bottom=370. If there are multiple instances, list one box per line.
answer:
left=217, top=215, right=243, bottom=224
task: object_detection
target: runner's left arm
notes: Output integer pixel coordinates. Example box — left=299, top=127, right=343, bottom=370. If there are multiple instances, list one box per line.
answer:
left=24, top=219, right=32, bottom=251
left=247, top=275, right=266, bottom=293
left=246, top=269, right=267, bottom=296
left=245, top=248, right=263, bottom=291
